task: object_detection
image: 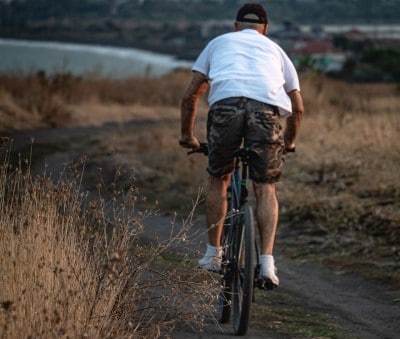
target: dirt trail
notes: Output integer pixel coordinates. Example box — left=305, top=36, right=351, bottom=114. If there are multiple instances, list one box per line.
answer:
left=5, top=122, right=400, bottom=339
left=142, top=214, right=400, bottom=339
left=278, top=260, right=400, bottom=339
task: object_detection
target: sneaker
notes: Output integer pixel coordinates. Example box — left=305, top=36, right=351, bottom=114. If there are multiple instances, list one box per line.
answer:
left=198, top=244, right=222, bottom=272
left=198, top=255, right=222, bottom=272
left=257, top=255, right=279, bottom=290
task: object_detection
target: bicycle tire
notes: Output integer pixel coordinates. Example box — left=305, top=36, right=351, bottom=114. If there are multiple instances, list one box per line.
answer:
left=217, top=202, right=235, bottom=324
left=232, top=202, right=256, bottom=336
left=217, top=275, right=232, bottom=324
left=217, top=227, right=231, bottom=324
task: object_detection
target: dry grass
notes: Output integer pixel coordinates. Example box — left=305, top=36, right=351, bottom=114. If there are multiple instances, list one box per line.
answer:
left=277, top=74, right=400, bottom=286
left=0, top=149, right=218, bottom=338
left=0, top=70, right=192, bottom=130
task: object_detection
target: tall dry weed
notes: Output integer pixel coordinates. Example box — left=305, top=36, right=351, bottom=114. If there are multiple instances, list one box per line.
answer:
left=0, top=148, right=217, bottom=338
left=0, top=72, right=76, bottom=128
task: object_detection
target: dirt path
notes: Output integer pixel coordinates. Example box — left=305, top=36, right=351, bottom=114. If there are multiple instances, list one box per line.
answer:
left=5, top=122, right=400, bottom=339
left=278, top=259, right=400, bottom=339
left=142, top=214, right=400, bottom=339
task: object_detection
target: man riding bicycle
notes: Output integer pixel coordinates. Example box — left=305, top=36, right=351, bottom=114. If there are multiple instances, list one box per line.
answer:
left=179, top=3, right=304, bottom=289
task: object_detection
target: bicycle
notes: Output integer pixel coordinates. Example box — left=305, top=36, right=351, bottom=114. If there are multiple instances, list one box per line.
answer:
left=188, top=142, right=263, bottom=336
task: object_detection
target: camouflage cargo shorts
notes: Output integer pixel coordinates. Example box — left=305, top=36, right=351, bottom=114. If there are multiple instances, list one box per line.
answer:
left=207, top=97, right=285, bottom=183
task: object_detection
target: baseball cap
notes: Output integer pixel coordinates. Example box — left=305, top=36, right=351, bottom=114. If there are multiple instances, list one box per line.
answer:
left=236, top=3, right=268, bottom=25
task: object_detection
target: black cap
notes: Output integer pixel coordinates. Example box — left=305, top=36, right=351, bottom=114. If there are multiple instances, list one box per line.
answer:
left=236, top=3, right=268, bottom=25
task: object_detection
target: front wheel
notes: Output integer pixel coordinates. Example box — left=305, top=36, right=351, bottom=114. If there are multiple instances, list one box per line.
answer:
left=217, top=205, right=234, bottom=324
left=217, top=274, right=232, bottom=324
left=232, top=203, right=256, bottom=336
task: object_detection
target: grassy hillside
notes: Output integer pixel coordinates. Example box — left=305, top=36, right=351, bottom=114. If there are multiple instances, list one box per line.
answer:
left=0, top=70, right=399, bottom=336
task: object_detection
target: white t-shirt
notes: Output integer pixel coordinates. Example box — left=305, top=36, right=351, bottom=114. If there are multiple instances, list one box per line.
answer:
left=192, top=29, right=300, bottom=117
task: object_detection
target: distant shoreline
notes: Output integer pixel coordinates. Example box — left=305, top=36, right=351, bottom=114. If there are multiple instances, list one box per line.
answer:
left=2, top=23, right=400, bottom=62
left=2, top=22, right=400, bottom=79
left=0, top=32, right=200, bottom=61
left=0, top=37, right=193, bottom=78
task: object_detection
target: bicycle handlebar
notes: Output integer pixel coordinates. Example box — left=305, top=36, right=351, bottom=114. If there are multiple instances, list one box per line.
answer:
left=187, top=142, right=209, bottom=156
left=187, top=142, right=296, bottom=161
left=283, top=146, right=295, bottom=154
left=187, top=142, right=295, bottom=157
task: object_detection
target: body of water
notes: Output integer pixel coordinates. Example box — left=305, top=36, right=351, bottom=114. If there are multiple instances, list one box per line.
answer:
left=0, top=38, right=193, bottom=78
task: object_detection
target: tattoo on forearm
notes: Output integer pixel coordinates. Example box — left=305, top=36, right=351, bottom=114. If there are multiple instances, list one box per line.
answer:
left=182, top=74, right=208, bottom=107
left=181, top=72, right=209, bottom=135
left=284, top=91, right=304, bottom=144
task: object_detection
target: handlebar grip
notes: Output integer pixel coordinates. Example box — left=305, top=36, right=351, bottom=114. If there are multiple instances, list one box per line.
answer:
left=284, top=146, right=295, bottom=154
left=187, top=142, right=208, bottom=156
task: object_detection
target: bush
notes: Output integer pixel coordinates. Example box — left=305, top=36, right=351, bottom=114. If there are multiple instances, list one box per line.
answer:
left=0, top=150, right=216, bottom=337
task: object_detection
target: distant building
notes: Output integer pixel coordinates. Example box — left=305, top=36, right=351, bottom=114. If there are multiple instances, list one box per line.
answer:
left=345, top=28, right=369, bottom=41
left=293, top=40, right=346, bottom=73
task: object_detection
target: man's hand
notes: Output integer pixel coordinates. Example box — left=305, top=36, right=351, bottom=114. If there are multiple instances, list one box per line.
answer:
left=179, top=135, right=200, bottom=149
left=283, top=143, right=296, bottom=154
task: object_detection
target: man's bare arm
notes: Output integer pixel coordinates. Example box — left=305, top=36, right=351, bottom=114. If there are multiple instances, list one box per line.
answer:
left=284, top=90, right=304, bottom=149
left=180, top=71, right=209, bottom=148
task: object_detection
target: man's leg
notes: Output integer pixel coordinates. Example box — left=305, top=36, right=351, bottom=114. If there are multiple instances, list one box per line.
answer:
left=198, top=174, right=230, bottom=271
left=253, top=182, right=279, bottom=255
left=253, top=181, right=280, bottom=288
left=206, top=174, right=231, bottom=247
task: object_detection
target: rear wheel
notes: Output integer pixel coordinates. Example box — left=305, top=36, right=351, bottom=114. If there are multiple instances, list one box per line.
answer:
left=232, top=203, right=255, bottom=336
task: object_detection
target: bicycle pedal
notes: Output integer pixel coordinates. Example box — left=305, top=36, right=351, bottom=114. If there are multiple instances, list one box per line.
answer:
left=256, top=277, right=277, bottom=290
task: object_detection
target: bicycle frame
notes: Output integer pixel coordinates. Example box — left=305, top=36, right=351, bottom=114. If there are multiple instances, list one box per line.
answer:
left=224, top=149, right=252, bottom=261
left=233, top=148, right=251, bottom=207
left=188, top=143, right=259, bottom=335
left=226, top=151, right=251, bottom=259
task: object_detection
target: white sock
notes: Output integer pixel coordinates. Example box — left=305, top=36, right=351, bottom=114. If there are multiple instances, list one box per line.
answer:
left=259, top=254, right=275, bottom=275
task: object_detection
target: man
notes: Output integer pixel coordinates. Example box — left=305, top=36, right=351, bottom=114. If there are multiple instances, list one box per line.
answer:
left=179, top=3, right=304, bottom=289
